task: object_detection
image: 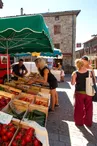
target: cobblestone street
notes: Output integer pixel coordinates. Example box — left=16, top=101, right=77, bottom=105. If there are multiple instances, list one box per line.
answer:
left=47, top=75, right=97, bottom=146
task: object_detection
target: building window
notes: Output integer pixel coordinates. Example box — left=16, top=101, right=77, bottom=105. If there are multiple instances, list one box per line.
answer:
left=54, top=43, right=60, bottom=49
left=54, top=25, right=61, bottom=34
left=55, top=16, right=59, bottom=21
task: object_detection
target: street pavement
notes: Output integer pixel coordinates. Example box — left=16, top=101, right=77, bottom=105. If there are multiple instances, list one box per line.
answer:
left=46, top=75, right=97, bottom=146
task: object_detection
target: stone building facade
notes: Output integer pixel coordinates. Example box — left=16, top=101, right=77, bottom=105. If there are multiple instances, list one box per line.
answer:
left=76, top=37, right=97, bottom=69
left=42, top=10, right=80, bottom=67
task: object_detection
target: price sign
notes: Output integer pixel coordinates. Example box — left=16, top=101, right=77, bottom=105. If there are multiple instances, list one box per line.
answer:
left=0, top=111, right=13, bottom=124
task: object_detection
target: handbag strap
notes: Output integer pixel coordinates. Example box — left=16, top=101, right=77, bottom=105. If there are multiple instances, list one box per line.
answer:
left=91, top=71, right=95, bottom=85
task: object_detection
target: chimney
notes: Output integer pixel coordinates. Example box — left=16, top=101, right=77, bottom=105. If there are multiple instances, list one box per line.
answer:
left=0, top=0, right=3, bottom=9
left=20, top=8, right=23, bottom=15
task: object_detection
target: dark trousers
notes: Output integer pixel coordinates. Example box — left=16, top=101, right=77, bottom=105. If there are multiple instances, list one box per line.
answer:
left=74, top=92, right=93, bottom=126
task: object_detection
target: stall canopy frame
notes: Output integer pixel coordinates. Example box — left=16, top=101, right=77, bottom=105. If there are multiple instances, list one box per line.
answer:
left=0, top=14, right=54, bottom=81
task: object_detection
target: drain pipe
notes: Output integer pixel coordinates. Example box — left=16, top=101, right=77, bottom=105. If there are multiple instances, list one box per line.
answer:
left=71, top=15, right=76, bottom=66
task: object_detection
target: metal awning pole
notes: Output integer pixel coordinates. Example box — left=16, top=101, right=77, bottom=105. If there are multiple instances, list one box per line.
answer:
left=6, top=41, right=9, bottom=82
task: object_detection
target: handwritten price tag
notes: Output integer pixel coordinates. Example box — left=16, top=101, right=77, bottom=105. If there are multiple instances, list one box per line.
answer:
left=0, top=111, right=13, bottom=124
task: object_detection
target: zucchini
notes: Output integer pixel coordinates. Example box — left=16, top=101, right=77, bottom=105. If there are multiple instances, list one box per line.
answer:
left=33, top=110, right=46, bottom=117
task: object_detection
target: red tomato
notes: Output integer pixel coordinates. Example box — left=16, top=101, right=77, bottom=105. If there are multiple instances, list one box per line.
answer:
left=27, top=128, right=34, bottom=136
left=25, top=135, right=32, bottom=143
left=2, top=142, right=9, bottom=146
left=7, top=131, right=14, bottom=139
left=1, top=128, right=7, bottom=135
left=15, top=135, right=22, bottom=140
left=21, top=139, right=26, bottom=146
left=2, top=135, right=8, bottom=141
left=9, top=126, right=16, bottom=132
left=33, top=138, right=41, bottom=146
left=11, top=141, right=17, bottom=146
left=20, top=128, right=26, bottom=134
left=8, top=123, right=14, bottom=127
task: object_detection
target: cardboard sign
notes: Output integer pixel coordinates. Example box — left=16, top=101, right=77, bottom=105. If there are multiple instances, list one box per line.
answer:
left=0, top=111, right=13, bottom=124
left=1, top=56, right=7, bottom=64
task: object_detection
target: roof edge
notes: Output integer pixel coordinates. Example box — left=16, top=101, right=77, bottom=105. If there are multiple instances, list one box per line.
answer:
left=41, top=10, right=81, bottom=17
left=84, top=37, right=97, bottom=44
left=0, top=10, right=81, bottom=18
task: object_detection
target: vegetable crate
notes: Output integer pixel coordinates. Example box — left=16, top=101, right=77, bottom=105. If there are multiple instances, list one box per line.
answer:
left=35, top=95, right=49, bottom=107
left=0, top=118, right=20, bottom=146
left=5, top=81, right=16, bottom=87
left=16, top=84, right=30, bottom=92
left=0, top=90, right=15, bottom=99
left=28, top=85, right=41, bottom=94
left=40, top=88, right=50, bottom=94
left=2, top=99, right=29, bottom=120
left=23, top=104, right=48, bottom=127
left=0, top=84, right=22, bottom=95
left=10, top=121, right=42, bottom=146
left=38, top=92, right=51, bottom=107
left=15, top=92, right=35, bottom=105
left=0, top=95, right=12, bottom=111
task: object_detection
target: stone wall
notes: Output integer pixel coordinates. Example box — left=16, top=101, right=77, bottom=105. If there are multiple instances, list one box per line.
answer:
left=43, top=14, right=77, bottom=69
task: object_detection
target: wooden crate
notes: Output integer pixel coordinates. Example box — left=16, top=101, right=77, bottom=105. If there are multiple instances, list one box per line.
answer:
left=27, top=88, right=39, bottom=95
left=11, top=99, right=29, bottom=111
left=8, top=87, right=22, bottom=95
left=40, top=87, right=50, bottom=94
left=0, top=84, right=10, bottom=90
left=15, top=92, right=35, bottom=105
left=0, top=94, right=12, bottom=111
left=8, top=118, right=20, bottom=146
left=2, top=100, right=28, bottom=120
left=10, top=121, right=43, bottom=146
left=22, top=104, right=48, bottom=127
left=35, top=95, right=49, bottom=107
left=0, top=84, right=22, bottom=95
left=0, top=90, right=14, bottom=98
left=28, top=104, right=48, bottom=118
left=0, top=117, right=20, bottom=146
left=30, top=85, right=41, bottom=92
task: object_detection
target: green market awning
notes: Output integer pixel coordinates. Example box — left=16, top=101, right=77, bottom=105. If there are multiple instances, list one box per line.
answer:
left=40, top=48, right=62, bottom=57
left=0, top=14, right=54, bottom=54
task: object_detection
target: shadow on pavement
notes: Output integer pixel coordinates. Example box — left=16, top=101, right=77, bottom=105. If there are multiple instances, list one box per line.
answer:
left=58, top=81, right=71, bottom=89
left=47, top=118, right=71, bottom=146
left=76, top=124, right=97, bottom=145
left=46, top=91, right=73, bottom=146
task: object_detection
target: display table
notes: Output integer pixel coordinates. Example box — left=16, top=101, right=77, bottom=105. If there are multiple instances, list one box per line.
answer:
left=51, top=69, right=61, bottom=82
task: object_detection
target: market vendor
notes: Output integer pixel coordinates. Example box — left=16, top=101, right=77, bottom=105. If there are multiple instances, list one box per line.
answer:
left=27, top=58, right=59, bottom=112
left=12, top=59, right=28, bottom=80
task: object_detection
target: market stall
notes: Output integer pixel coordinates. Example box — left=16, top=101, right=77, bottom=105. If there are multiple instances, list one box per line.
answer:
left=0, top=81, right=50, bottom=146
left=0, top=14, right=54, bottom=81
left=0, top=14, right=53, bottom=146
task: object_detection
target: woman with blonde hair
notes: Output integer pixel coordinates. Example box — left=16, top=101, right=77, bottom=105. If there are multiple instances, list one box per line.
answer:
left=28, top=58, right=59, bottom=112
left=71, top=59, right=93, bottom=127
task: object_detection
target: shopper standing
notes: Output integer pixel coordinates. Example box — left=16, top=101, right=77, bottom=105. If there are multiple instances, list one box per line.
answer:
left=71, top=59, right=93, bottom=127
left=28, top=58, right=59, bottom=112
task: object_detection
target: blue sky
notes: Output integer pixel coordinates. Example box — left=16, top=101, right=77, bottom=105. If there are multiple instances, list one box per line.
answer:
left=0, top=0, right=97, bottom=46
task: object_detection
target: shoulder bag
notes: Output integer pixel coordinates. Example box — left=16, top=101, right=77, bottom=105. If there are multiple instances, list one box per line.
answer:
left=91, top=71, right=97, bottom=102
left=86, top=70, right=95, bottom=96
